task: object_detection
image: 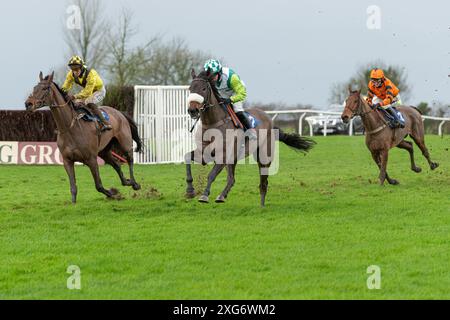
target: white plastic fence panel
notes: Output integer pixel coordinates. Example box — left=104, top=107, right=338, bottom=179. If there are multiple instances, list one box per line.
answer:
left=134, top=85, right=194, bottom=164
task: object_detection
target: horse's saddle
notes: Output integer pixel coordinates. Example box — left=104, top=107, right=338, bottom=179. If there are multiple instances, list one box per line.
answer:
left=380, top=107, right=405, bottom=128
left=75, top=106, right=110, bottom=123
left=224, top=103, right=260, bottom=129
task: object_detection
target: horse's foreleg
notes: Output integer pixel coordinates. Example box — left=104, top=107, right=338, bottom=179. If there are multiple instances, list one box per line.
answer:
left=63, top=159, right=77, bottom=204
left=198, top=163, right=226, bottom=203
left=215, top=164, right=236, bottom=203
left=397, top=140, right=421, bottom=173
left=378, top=150, right=389, bottom=185
left=185, top=151, right=196, bottom=198
left=86, top=158, right=115, bottom=198
left=371, top=150, right=398, bottom=185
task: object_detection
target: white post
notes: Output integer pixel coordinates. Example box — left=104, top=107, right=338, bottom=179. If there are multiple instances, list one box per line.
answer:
left=155, top=86, right=163, bottom=163
left=272, top=113, right=278, bottom=121
left=298, top=113, right=306, bottom=136
left=323, top=115, right=329, bottom=136
left=438, top=120, right=446, bottom=137
left=349, top=118, right=354, bottom=136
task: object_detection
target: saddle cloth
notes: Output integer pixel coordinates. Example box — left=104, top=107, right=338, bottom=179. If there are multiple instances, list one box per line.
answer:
left=76, top=107, right=110, bottom=122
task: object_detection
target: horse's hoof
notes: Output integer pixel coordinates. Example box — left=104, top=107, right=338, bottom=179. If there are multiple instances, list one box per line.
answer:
left=215, top=195, right=226, bottom=203
left=185, top=192, right=196, bottom=199
left=388, top=179, right=399, bottom=185
left=109, top=188, right=119, bottom=196
left=430, top=162, right=439, bottom=170
left=198, top=195, right=209, bottom=203
left=412, top=166, right=422, bottom=173
left=132, top=183, right=141, bottom=190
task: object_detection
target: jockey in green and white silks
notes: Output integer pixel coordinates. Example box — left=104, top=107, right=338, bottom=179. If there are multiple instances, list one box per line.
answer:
left=203, top=59, right=257, bottom=140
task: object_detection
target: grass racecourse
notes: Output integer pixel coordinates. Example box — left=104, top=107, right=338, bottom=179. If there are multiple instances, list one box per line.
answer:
left=0, top=135, right=448, bottom=299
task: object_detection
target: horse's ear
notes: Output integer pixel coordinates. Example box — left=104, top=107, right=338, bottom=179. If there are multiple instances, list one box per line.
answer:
left=48, top=71, right=54, bottom=82
left=357, top=88, right=361, bottom=94
left=206, top=69, right=211, bottom=78
left=348, top=84, right=352, bottom=94
left=39, top=71, right=43, bottom=81
left=191, top=68, right=196, bottom=79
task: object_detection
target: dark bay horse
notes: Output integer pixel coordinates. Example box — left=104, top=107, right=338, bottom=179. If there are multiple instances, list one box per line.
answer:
left=341, top=89, right=439, bottom=185
left=185, top=69, right=315, bottom=206
left=25, top=72, right=142, bottom=203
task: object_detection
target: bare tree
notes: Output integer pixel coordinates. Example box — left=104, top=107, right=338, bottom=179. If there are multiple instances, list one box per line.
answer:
left=107, top=29, right=210, bottom=86
left=329, top=61, right=412, bottom=104
left=139, top=37, right=210, bottom=85
left=106, top=9, right=158, bottom=87
left=63, top=0, right=109, bottom=69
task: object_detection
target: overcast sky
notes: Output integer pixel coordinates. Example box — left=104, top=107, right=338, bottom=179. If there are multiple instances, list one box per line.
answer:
left=1, top=0, right=450, bottom=109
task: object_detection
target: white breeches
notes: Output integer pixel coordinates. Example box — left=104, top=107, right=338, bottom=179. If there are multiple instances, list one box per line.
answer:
left=371, top=94, right=402, bottom=109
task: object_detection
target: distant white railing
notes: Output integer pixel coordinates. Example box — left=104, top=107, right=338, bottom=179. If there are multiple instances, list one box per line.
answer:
left=266, top=109, right=450, bottom=136
left=133, top=84, right=449, bottom=164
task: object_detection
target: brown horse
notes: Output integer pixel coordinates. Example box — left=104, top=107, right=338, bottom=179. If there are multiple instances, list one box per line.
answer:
left=341, top=89, right=439, bottom=185
left=185, top=69, right=315, bottom=206
left=25, top=72, right=142, bottom=203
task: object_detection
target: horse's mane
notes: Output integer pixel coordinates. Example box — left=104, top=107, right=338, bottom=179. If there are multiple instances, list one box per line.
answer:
left=197, top=70, right=222, bottom=102
left=43, top=76, right=70, bottom=103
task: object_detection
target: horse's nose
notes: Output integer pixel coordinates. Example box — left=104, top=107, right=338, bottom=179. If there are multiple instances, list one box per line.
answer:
left=341, top=115, right=349, bottom=123
left=25, top=101, right=32, bottom=110
left=188, top=108, right=197, bottom=117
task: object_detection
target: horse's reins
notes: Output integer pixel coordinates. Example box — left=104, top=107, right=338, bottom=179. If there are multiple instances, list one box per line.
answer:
left=189, top=77, right=230, bottom=133
left=37, top=83, right=79, bottom=134
left=353, top=94, right=388, bottom=135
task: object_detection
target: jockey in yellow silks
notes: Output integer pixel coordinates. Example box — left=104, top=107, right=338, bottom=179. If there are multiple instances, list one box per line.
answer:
left=62, top=55, right=112, bottom=131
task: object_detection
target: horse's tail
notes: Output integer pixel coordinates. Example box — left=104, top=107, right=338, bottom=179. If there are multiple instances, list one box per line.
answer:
left=275, top=127, right=315, bottom=153
left=122, top=112, right=142, bottom=153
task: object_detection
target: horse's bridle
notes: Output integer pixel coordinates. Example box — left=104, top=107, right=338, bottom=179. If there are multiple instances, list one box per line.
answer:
left=190, top=78, right=216, bottom=113
left=29, top=82, right=70, bottom=109
left=348, top=94, right=389, bottom=135
left=348, top=94, right=375, bottom=119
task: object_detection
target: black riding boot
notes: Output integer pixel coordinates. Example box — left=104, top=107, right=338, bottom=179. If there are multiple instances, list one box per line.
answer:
left=87, top=103, right=112, bottom=131
left=236, top=111, right=257, bottom=140
left=385, top=106, right=405, bottom=128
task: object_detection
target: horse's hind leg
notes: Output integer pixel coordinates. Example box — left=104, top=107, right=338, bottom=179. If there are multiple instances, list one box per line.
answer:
left=101, top=150, right=132, bottom=187
left=63, top=159, right=77, bottom=203
left=122, top=149, right=140, bottom=190
left=410, top=134, right=439, bottom=170
left=397, top=140, right=421, bottom=173
left=115, top=131, right=141, bottom=190
left=215, top=164, right=236, bottom=203
left=258, top=163, right=270, bottom=207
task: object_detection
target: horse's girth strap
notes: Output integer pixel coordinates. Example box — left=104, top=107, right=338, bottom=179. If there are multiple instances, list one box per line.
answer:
left=367, top=124, right=387, bottom=135
left=205, top=116, right=232, bottom=129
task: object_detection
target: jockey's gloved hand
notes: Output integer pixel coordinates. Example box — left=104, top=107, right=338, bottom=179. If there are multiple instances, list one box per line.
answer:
left=373, top=103, right=382, bottom=109
left=221, top=98, right=232, bottom=105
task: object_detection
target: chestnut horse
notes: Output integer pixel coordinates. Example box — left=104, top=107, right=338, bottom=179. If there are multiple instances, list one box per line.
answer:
left=25, top=72, right=142, bottom=203
left=341, top=89, right=439, bottom=185
left=185, top=69, right=315, bottom=206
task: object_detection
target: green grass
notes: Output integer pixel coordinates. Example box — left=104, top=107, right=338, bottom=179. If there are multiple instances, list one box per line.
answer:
left=0, top=135, right=448, bottom=299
